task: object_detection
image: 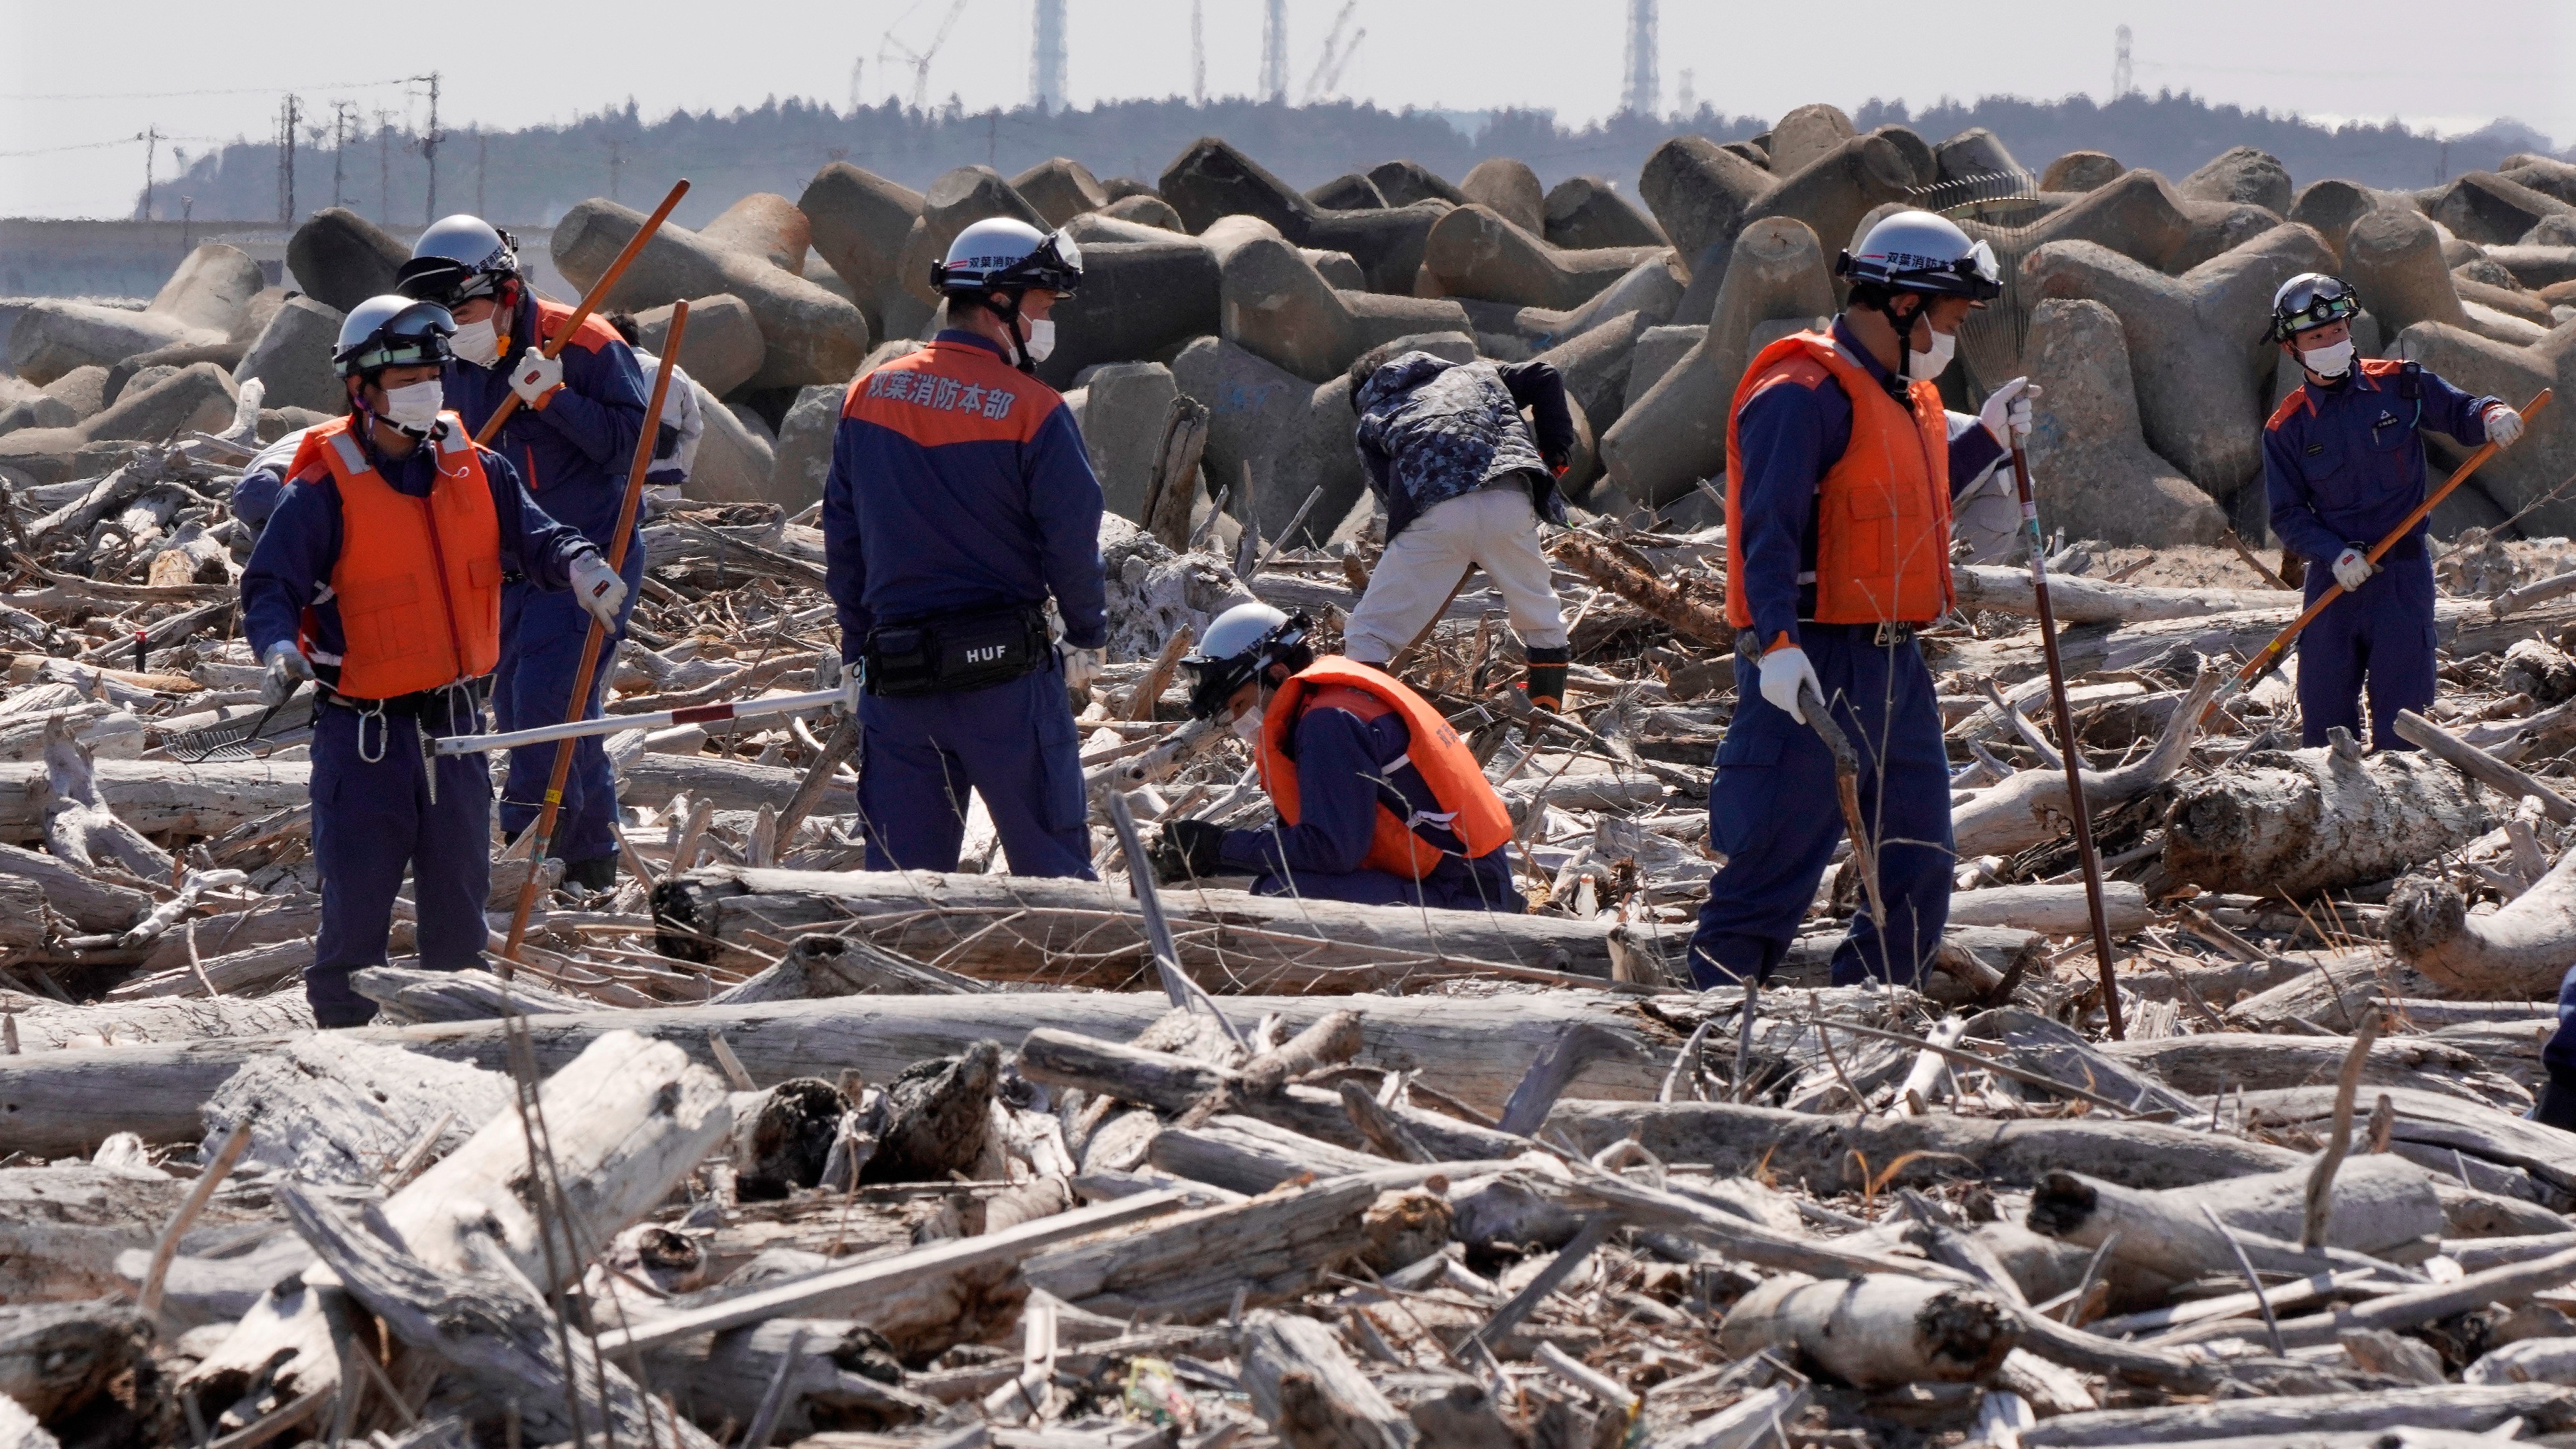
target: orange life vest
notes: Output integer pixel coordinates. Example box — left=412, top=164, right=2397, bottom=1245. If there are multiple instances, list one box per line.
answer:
left=290, top=414, right=504, bottom=699
left=1256, top=658, right=1515, bottom=880
left=1723, top=331, right=1954, bottom=629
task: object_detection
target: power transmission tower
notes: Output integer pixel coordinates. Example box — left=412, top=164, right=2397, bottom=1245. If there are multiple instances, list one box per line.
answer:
left=2112, top=25, right=2132, bottom=97
left=1621, top=0, right=1657, bottom=117
left=1260, top=0, right=1287, bottom=104
left=276, top=95, right=301, bottom=223
left=1676, top=68, right=1695, bottom=120
left=376, top=109, right=394, bottom=222
left=1032, top=0, right=1066, bottom=111
left=849, top=56, right=865, bottom=112
left=138, top=124, right=159, bottom=221
left=419, top=71, right=443, bottom=221
left=607, top=136, right=623, bottom=202
left=476, top=129, right=488, bottom=217
left=1190, top=0, right=1205, bottom=105
left=331, top=102, right=353, bottom=208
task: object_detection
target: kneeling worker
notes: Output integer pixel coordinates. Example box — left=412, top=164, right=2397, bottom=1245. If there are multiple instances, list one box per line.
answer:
left=240, top=297, right=626, bottom=1026
left=1152, top=603, right=1523, bottom=911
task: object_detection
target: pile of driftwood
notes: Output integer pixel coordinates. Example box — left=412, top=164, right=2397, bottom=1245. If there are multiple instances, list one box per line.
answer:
left=7, top=411, right=2576, bottom=1449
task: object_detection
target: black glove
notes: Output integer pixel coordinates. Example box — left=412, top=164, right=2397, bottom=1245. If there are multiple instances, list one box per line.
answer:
left=1150, top=818, right=1228, bottom=883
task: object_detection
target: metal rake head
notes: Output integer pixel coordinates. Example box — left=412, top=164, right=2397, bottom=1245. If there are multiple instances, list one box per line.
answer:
left=1911, top=170, right=2048, bottom=398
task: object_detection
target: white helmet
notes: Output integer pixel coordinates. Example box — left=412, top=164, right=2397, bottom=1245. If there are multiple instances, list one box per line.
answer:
left=1180, top=604, right=1311, bottom=719
left=1837, top=210, right=2002, bottom=300
left=397, top=214, right=521, bottom=309
left=932, top=217, right=1083, bottom=297
left=333, top=294, right=455, bottom=378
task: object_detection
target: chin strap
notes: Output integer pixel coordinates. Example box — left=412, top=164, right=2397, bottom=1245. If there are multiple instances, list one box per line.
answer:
left=1869, top=293, right=1927, bottom=395
left=987, top=290, right=1037, bottom=374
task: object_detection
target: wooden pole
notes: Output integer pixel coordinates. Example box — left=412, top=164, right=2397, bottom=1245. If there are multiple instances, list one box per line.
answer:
left=2008, top=437, right=2125, bottom=1038
left=498, top=301, right=689, bottom=965
left=471, top=178, right=691, bottom=448
left=2204, top=387, right=2553, bottom=722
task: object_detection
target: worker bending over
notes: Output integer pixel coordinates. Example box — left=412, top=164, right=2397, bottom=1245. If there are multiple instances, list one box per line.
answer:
left=1689, top=211, right=2035, bottom=990
left=241, top=298, right=624, bottom=1026
left=1153, top=604, right=1523, bottom=912
left=824, top=219, right=1107, bottom=877
left=1344, top=346, right=1576, bottom=710
left=606, top=311, right=707, bottom=492
left=2263, top=272, right=2522, bottom=750
left=396, top=216, right=650, bottom=892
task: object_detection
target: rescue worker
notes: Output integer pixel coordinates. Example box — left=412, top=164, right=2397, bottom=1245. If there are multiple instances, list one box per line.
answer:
left=606, top=311, right=708, bottom=492
left=1344, top=345, right=1576, bottom=709
left=2263, top=272, right=2524, bottom=750
left=394, top=215, right=650, bottom=892
left=1688, top=210, right=2036, bottom=990
left=824, top=217, right=1106, bottom=877
left=1152, top=603, right=1523, bottom=911
left=240, top=297, right=625, bottom=1026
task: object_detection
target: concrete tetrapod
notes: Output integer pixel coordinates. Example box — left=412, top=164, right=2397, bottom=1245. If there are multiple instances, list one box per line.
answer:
left=1307, top=173, right=1391, bottom=211
left=1034, top=237, right=1222, bottom=393
left=2180, top=147, right=2295, bottom=215
left=798, top=162, right=925, bottom=341
left=1012, top=157, right=1112, bottom=227
left=5, top=244, right=265, bottom=385
left=1460, top=158, right=1546, bottom=235
left=1623, top=324, right=1706, bottom=416
left=0, top=362, right=241, bottom=485
left=1542, top=176, right=1667, bottom=251
left=2346, top=207, right=2476, bottom=343
left=1766, top=104, right=1858, bottom=176
left=1101, top=195, right=1185, bottom=231
left=2424, top=172, right=2575, bottom=248
left=894, top=166, right=1052, bottom=309
left=2504, top=155, right=2576, bottom=207
left=1640, top=135, right=1915, bottom=305
left=233, top=295, right=347, bottom=415
left=632, top=294, right=765, bottom=399
left=1162, top=138, right=1447, bottom=294
left=1442, top=252, right=1684, bottom=362
left=1069, top=362, right=1179, bottom=521
left=285, top=208, right=411, bottom=313
left=1529, top=307, right=1660, bottom=435
left=1600, top=217, right=1837, bottom=507
left=553, top=199, right=870, bottom=393
left=2390, top=315, right=2576, bottom=539
left=1868, top=125, right=1939, bottom=187
left=2287, top=179, right=2385, bottom=262
left=2025, top=221, right=2338, bottom=502
left=766, top=384, right=843, bottom=513
left=1419, top=205, right=1668, bottom=311
left=2019, top=299, right=2229, bottom=546
left=1170, top=335, right=1369, bottom=550
left=699, top=195, right=812, bottom=276
left=2040, top=152, right=2125, bottom=193
left=1368, top=160, right=1468, bottom=209
left=684, top=381, right=779, bottom=505
left=1218, top=235, right=1469, bottom=385
left=1934, top=127, right=2025, bottom=184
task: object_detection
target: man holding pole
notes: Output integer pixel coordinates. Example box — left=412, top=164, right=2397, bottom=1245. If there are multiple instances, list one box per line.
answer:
left=2262, top=273, right=2524, bottom=751
left=241, top=297, right=625, bottom=1026
left=1687, top=211, right=2033, bottom=990
left=396, top=215, right=651, bottom=892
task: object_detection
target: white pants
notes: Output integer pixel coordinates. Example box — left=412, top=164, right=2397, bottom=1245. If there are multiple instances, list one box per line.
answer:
left=1343, top=484, right=1569, bottom=663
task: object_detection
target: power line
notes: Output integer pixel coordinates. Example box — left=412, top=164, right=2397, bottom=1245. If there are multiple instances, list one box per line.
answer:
left=0, top=76, right=419, bottom=101
left=0, top=132, right=223, bottom=159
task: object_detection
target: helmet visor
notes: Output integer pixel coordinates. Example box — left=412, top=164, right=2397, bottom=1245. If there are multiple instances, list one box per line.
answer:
left=340, top=301, right=456, bottom=374
left=2275, top=276, right=2358, bottom=337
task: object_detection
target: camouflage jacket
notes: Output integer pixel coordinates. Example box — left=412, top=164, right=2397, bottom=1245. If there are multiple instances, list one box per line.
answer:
left=1353, top=354, right=1573, bottom=541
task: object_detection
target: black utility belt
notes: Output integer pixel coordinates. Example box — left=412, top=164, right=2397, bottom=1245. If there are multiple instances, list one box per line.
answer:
left=863, top=606, right=1051, bottom=698
left=1738, top=622, right=1922, bottom=652
left=326, top=679, right=487, bottom=719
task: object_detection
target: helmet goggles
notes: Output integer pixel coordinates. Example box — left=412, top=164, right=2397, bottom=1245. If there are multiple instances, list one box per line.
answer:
left=2271, top=274, right=2359, bottom=341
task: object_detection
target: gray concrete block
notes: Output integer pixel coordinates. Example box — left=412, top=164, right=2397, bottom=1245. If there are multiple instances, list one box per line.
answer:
left=687, top=380, right=782, bottom=506
left=2021, top=299, right=2227, bottom=546
left=700, top=195, right=812, bottom=276
left=2180, top=146, right=2293, bottom=214
left=2522, top=217, right=2576, bottom=248
left=286, top=208, right=409, bottom=313
left=1101, top=176, right=1162, bottom=203
left=1934, top=127, right=2024, bottom=183
left=1171, top=335, right=1364, bottom=549
left=0, top=360, right=240, bottom=483
left=1217, top=235, right=1468, bottom=384
left=0, top=393, right=77, bottom=439
left=1529, top=307, right=1655, bottom=435
left=2041, top=152, right=2124, bottom=193
left=895, top=167, right=1052, bottom=307
left=44, top=366, right=109, bottom=416
left=1307, top=173, right=1389, bottom=211
left=633, top=293, right=765, bottom=399
left=1419, top=204, right=1667, bottom=311
left=1452, top=254, right=1686, bottom=360
left=1460, top=158, right=1546, bottom=235
left=1641, top=134, right=1915, bottom=298
left=800, top=161, right=925, bottom=342
left=2347, top=206, right=2473, bottom=344
left=1768, top=104, right=1858, bottom=175
left=1542, top=176, right=1667, bottom=250
left=1368, top=160, right=1468, bottom=208
left=1073, top=362, right=1178, bottom=520
left=5, top=243, right=262, bottom=385
left=2286, top=179, right=2383, bottom=261
left=1622, top=323, right=1706, bottom=415
left=1013, top=157, right=1111, bottom=227
left=766, top=383, right=843, bottom=512
left=553, top=199, right=870, bottom=392
left=1868, top=125, right=1937, bottom=186
left=1162, top=138, right=1447, bottom=294
left=2391, top=317, right=2576, bottom=537
left=1601, top=217, right=1836, bottom=506
left=233, top=294, right=346, bottom=415
left=1638, top=137, right=1775, bottom=268
left=1099, top=194, right=1185, bottom=231
left=1034, top=237, right=1221, bottom=392
left=2485, top=244, right=2576, bottom=289
left=2027, top=223, right=2337, bottom=502
left=2423, top=172, right=2575, bottom=248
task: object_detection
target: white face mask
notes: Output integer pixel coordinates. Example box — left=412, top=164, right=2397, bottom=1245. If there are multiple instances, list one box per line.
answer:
left=1229, top=703, right=1264, bottom=742
left=2300, top=338, right=2356, bottom=379
left=1021, top=317, right=1056, bottom=362
left=379, top=378, right=444, bottom=431
left=1905, top=327, right=1957, bottom=381
left=449, top=316, right=501, bottom=367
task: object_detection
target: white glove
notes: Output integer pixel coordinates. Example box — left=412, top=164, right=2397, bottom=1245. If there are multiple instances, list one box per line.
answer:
left=1978, top=376, right=2039, bottom=446
left=568, top=550, right=628, bottom=630
left=2485, top=403, right=2526, bottom=449
left=260, top=640, right=314, bottom=706
left=2332, top=547, right=2375, bottom=592
left=509, top=350, right=565, bottom=408
left=1757, top=645, right=1823, bottom=725
left=1059, top=643, right=1106, bottom=692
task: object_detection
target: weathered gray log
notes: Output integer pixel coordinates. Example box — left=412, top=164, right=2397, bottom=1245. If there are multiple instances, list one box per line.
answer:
left=2027, top=1159, right=2443, bottom=1289
left=2234, top=1085, right=2576, bottom=1209
left=0, top=757, right=307, bottom=843
left=1020, top=1173, right=1384, bottom=1321
left=1147, top=1114, right=1386, bottom=1193
left=0, top=1299, right=150, bottom=1422
left=1952, top=566, right=2286, bottom=624
left=652, top=865, right=1623, bottom=987
left=0, top=992, right=315, bottom=1055
left=34, top=721, right=170, bottom=878
left=643, top=1318, right=936, bottom=1440
left=711, top=932, right=987, bottom=1004
left=2103, top=1032, right=2531, bottom=1108
left=200, top=1036, right=508, bottom=1186
left=0, top=991, right=1670, bottom=1155
left=1951, top=670, right=2220, bottom=859
left=2393, top=708, right=2576, bottom=823
left=1935, top=596, right=2576, bottom=686
left=352, top=965, right=594, bottom=1024
left=0, top=841, right=148, bottom=934
left=2388, top=847, right=2576, bottom=999
left=1943, top=881, right=2152, bottom=936
left=2017, top=1385, right=2576, bottom=1446
left=1240, top=1309, right=1409, bottom=1449
left=1714, top=1273, right=2017, bottom=1387
left=2163, top=741, right=2501, bottom=897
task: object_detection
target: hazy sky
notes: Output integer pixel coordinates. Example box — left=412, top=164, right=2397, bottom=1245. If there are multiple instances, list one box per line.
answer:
left=7, top=0, right=2571, bottom=218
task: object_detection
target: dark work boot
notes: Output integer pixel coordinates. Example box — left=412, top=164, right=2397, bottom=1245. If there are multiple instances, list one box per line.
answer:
left=1524, top=645, right=1572, bottom=712
left=2536, top=1081, right=2576, bottom=1133
left=562, top=855, right=619, bottom=893
left=305, top=966, right=380, bottom=1029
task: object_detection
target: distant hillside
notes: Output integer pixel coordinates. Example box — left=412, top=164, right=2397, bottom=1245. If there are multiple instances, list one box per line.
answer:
left=133, top=89, right=2559, bottom=229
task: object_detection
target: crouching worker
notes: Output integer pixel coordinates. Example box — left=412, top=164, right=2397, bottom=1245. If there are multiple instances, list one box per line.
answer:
left=239, top=297, right=626, bottom=1026
left=1151, top=604, right=1524, bottom=912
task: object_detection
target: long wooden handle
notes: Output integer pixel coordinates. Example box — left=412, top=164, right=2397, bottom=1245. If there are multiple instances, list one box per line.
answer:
left=2210, top=386, right=2553, bottom=716
left=472, top=178, right=691, bottom=448
left=498, top=301, right=689, bottom=965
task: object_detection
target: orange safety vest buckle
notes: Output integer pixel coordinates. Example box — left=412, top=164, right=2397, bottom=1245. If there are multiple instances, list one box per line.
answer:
left=1256, top=658, right=1516, bottom=880
left=290, top=414, right=504, bottom=699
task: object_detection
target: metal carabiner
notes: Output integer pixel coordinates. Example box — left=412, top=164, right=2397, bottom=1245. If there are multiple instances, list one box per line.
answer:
left=355, top=701, right=389, bottom=764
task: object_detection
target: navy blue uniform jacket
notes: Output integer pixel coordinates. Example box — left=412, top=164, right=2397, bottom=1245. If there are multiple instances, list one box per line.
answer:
left=438, top=292, right=650, bottom=549
left=2265, top=358, right=2496, bottom=566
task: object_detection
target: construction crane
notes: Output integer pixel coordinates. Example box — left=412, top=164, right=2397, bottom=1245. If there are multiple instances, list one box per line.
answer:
left=878, top=0, right=973, bottom=114
left=1302, top=1, right=1364, bottom=103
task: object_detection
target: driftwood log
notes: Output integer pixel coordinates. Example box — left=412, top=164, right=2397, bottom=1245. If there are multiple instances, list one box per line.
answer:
left=1951, top=565, right=2287, bottom=624
left=1951, top=670, right=2218, bottom=859
left=2017, top=1384, right=2576, bottom=1446
left=1935, top=596, right=2576, bottom=685
left=2026, top=1158, right=2445, bottom=1288
left=2162, top=741, right=2500, bottom=896
left=1240, top=1309, right=1410, bottom=1449
left=2389, top=847, right=2576, bottom=999
left=1714, top=1273, right=2018, bottom=1387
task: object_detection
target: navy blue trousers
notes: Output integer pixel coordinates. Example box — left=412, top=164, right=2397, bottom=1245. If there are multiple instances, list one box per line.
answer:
left=2536, top=965, right=2576, bottom=1131
left=1244, top=856, right=1527, bottom=913
left=2296, top=553, right=2436, bottom=751
left=308, top=697, right=494, bottom=1026
left=1688, top=626, right=1955, bottom=989
left=494, top=549, right=644, bottom=865
left=855, top=665, right=1095, bottom=879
